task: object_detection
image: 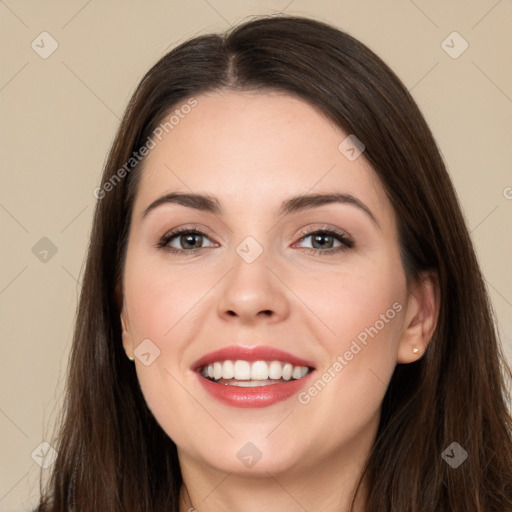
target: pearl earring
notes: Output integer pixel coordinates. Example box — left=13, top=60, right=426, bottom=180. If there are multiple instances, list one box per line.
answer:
left=412, top=347, right=419, bottom=354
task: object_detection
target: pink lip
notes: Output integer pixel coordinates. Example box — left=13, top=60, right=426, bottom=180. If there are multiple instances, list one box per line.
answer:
left=191, top=345, right=315, bottom=371
left=196, top=372, right=316, bottom=408
left=192, top=345, right=316, bottom=409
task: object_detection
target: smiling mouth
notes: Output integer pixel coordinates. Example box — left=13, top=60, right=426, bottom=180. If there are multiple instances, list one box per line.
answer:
left=199, top=359, right=313, bottom=387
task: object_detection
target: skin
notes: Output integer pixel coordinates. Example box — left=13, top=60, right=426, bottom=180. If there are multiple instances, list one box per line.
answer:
left=120, top=90, right=439, bottom=512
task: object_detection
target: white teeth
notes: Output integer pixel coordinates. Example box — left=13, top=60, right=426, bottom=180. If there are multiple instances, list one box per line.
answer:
left=268, top=361, right=282, bottom=380
left=233, top=360, right=251, bottom=380
left=292, top=366, right=302, bottom=380
left=200, top=359, right=311, bottom=383
left=251, top=361, right=269, bottom=380
left=282, top=363, right=293, bottom=381
left=223, top=360, right=234, bottom=379
left=213, top=362, right=223, bottom=380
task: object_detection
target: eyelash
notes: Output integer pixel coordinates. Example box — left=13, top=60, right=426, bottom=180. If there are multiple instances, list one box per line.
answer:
left=156, top=225, right=354, bottom=257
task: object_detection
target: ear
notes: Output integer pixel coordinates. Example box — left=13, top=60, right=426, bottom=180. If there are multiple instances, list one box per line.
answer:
left=397, top=271, right=440, bottom=363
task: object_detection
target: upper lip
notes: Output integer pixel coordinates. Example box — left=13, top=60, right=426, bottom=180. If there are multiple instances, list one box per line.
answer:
left=192, top=345, right=315, bottom=372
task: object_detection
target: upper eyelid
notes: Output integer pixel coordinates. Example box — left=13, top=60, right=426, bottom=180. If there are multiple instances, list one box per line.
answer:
left=297, top=224, right=352, bottom=239
left=161, top=224, right=349, bottom=237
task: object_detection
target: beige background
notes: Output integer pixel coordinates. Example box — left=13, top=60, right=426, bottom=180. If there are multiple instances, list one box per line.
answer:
left=1, top=1, right=511, bottom=509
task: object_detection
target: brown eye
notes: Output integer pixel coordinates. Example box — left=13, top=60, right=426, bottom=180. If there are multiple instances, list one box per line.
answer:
left=295, top=228, right=354, bottom=256
left=157, top=228, right=216, bottom=253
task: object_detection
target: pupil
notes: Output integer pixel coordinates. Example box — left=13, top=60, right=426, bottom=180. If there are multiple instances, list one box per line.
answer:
left=313, top=234, right=332, bottom=249
left=183, top=234, right=201, bottom=249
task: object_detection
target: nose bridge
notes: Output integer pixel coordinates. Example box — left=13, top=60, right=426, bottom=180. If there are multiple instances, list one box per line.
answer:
left=216, top=231, right=289, bottom=322
left=230, top=232, right=274, bottom=298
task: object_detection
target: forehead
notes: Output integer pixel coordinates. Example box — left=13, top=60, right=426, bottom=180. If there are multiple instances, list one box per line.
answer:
left=132, top=90, right=394, bottom=226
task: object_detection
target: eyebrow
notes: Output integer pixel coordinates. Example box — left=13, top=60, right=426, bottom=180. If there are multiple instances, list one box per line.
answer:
left=142, top=192, right=379, bottom=227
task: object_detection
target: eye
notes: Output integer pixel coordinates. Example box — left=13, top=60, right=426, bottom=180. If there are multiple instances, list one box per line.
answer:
left=156, top=225, right=354, bottom=256
left=294, top=227, right=354, bottom=256
left=156, top=227, right=216, bottom=254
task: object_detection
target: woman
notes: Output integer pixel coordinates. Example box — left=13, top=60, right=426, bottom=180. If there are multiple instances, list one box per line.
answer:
left=36, top=14, right=512, bottom=512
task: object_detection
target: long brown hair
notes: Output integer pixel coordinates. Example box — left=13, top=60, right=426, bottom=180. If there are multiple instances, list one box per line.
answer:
left=36, top=14, right=512, bottom=512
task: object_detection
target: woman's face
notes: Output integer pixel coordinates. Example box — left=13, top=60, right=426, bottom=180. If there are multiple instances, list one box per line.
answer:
left=120, top=90, right=414, bottom=478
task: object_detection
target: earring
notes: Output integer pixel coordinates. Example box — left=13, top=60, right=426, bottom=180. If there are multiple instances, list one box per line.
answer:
left=127, top=354, right=135, bottom=361
left=412, top=347, right=419, bottom=354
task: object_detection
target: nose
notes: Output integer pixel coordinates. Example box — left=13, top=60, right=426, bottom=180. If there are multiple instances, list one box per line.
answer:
left=216, top=244, right=291, bottom=326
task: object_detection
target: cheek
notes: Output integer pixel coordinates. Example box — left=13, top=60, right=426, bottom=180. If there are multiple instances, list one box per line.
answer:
left=124, top=254, right=205, bottom=442
left=291, top=252, right=406, bottom=352
left=292, top=255, right=407, bottom=418
left=335, top=269, right=405, bottom=353
left=305, top=295, right=405, bottom=428
left=122, top=248, right=217, bottom=431
left=123, top=250, right=209, bottom=348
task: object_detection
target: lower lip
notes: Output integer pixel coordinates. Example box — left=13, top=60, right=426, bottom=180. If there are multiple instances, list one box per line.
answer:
left=197, top=372, right=315, bottom=408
